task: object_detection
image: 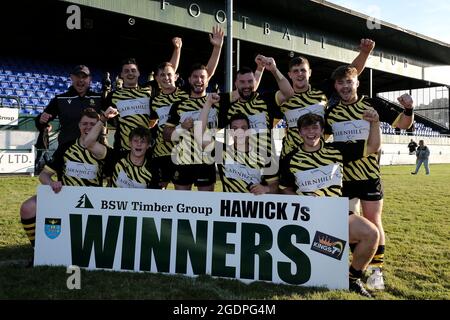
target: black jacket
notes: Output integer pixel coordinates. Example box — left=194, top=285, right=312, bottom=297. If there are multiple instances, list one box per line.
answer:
left=38, top=86, right=102, bottom=145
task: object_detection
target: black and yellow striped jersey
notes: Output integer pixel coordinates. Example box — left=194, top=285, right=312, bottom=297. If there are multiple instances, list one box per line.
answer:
left=104, top=87, right=155, bottom=151
left=279, top=140, right=366, bottom=196
left=221, top=92, right=283, bottom=129
left=111, top=154, right=159, bottom=189
left=217, top=143, right=278, bottom=193
left=280, top=87, right=328, bottom=157
left=325, top=96, right=401, bottom=181
left=219, top=92, right=282, bottom=167
left=151, top=88, right=189, bottom=158
left=166, top=95, right=219, bottom=165
left=45, top=139, right=110, bottom=187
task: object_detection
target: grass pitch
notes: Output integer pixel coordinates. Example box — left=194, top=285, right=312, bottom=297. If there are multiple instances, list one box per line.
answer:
left=0, top=164, right=449, bottom=300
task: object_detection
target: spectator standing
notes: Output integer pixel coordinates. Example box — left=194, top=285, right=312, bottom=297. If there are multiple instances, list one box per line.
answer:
left=411, top=140, right=430, bottom=175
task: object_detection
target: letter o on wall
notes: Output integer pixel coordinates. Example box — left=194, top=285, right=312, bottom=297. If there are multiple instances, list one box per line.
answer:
left=188, top=3, right=201, bottom=18
left=215, top=10, right=226, bottom=23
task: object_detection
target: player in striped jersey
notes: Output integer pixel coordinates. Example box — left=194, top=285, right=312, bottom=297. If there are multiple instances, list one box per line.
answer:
left=150, top=61, right=189, bottom=188
left=279, top=112, right=382, bottom=297
left=103, top=36, right=182, bottom=157
left=19, top=108, right=111, bottom=249
left=218, top=57, right=294, bottom=177
left=275, top=39, right=375, bottom=159
left=163, top=64, right=220, bottom=191
left=84, top=107, right=160, bottom=189
left=103, top=58, right=158, bottom=158
left=152, top=27, right=224, bottom=189
left=277, top=57, right=328, bottom=157
left=197, top=94, right=278, bottom=194
left=325, top=65, right=415, bottom=290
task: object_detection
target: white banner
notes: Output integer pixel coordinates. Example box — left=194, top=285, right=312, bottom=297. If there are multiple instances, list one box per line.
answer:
left=116, top=98, right=150, bottom=118
left=0, top=108, right=19, bottom=126
left=285, top=104, right=325, bottom=128
left=0, top=150, right=34, bottom=173
left=332, top=120, right=370, bottom=142
left=295, top=164, right=342, bottom=192
left=155, top=105, right=172, bottom=126
left=35, top=186, right=349, bottom=289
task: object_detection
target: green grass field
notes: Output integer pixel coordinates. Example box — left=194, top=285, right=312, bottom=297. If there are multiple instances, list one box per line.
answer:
left=0, top=164, right=449, bottom=300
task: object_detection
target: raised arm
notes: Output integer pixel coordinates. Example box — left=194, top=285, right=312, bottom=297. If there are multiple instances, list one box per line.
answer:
left=253, top=54, right=266, bottom=92
left=395, top=93, right=414, bottom=129
left=169, top=37, right=182, bottom=72
left=205, top=25, right=224, bottom=80
left=263, top=56, right=294, bottom=100
left=195, top=93, right=220, bottom=148
left=84, top=108, right=117, bottom=159
left=350, top=38, right=375, bottom=75
left=363, top=108, right=381, bottom=155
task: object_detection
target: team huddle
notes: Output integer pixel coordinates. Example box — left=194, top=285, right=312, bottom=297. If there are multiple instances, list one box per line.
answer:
left=19, top=26, right=415, bottom=297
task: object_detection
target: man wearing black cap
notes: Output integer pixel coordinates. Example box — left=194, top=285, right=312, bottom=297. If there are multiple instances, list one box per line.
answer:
left=37, top=65, right=102, bottom=145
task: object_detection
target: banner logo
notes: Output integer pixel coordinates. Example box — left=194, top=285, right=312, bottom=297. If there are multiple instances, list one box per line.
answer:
left=311, top=231, right=346, bottom=260
left=75, top=193, right=93, bottom=209
left=44, top=218, right=61, bottom=239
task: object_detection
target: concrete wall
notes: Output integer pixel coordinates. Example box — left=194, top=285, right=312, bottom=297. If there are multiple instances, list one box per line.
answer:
left=380, top=135, right=450, bottom=165
left=0, top=130, right=38, bottom=150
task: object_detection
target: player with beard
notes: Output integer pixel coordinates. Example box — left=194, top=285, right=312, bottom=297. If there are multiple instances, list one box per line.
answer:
left=196, top=94, right=279, bottom=194
left=37, top=65, right=102, bottom=145
left=150, top=27, right=226, bottom=188
left=325, top=65, right=414, bottom=290
left=216, top=56, right=294, bottom=177
left=163, top=64, right=220, bottom=191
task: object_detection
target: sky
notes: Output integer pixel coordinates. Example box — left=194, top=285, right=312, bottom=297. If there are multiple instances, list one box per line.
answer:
left=326, top=0, right=450, bottom=44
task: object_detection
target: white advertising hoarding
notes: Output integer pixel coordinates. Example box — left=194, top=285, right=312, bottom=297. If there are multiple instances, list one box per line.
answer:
left=35, top=186, right=349, bottom=289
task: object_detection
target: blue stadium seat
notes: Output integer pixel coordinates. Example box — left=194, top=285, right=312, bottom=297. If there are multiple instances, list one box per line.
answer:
left=1, top=82, right=10, bottom=89
left=11, top=82, right=20, bottom=89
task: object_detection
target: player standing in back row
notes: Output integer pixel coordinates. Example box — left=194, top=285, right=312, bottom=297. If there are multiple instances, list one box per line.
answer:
left=325, top=65, right=414, bottom=290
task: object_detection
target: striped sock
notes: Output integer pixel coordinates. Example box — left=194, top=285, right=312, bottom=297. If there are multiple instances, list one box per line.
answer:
left=370, top=245, right=385, bottom=269
left=21, top=217, right=36, bottom=247
left=349, top=265, right=363, bottom=280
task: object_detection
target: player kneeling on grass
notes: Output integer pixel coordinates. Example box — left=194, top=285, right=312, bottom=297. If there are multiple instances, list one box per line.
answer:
left=19, top=108, right=111, bottom=250
left=84, top=107, right=160, bottom=189
left=279, top=112, right=381, bottom=298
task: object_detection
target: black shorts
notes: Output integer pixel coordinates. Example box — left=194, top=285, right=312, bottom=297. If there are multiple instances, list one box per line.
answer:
left=342, top=178, right=384, bottom=201
left=173, top=164, right=217, bottom=187
left=152, top=155, right=175, bottom=183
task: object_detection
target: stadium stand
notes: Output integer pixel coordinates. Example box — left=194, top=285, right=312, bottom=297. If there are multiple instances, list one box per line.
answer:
left=0, top=58, right=103, bottom=115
